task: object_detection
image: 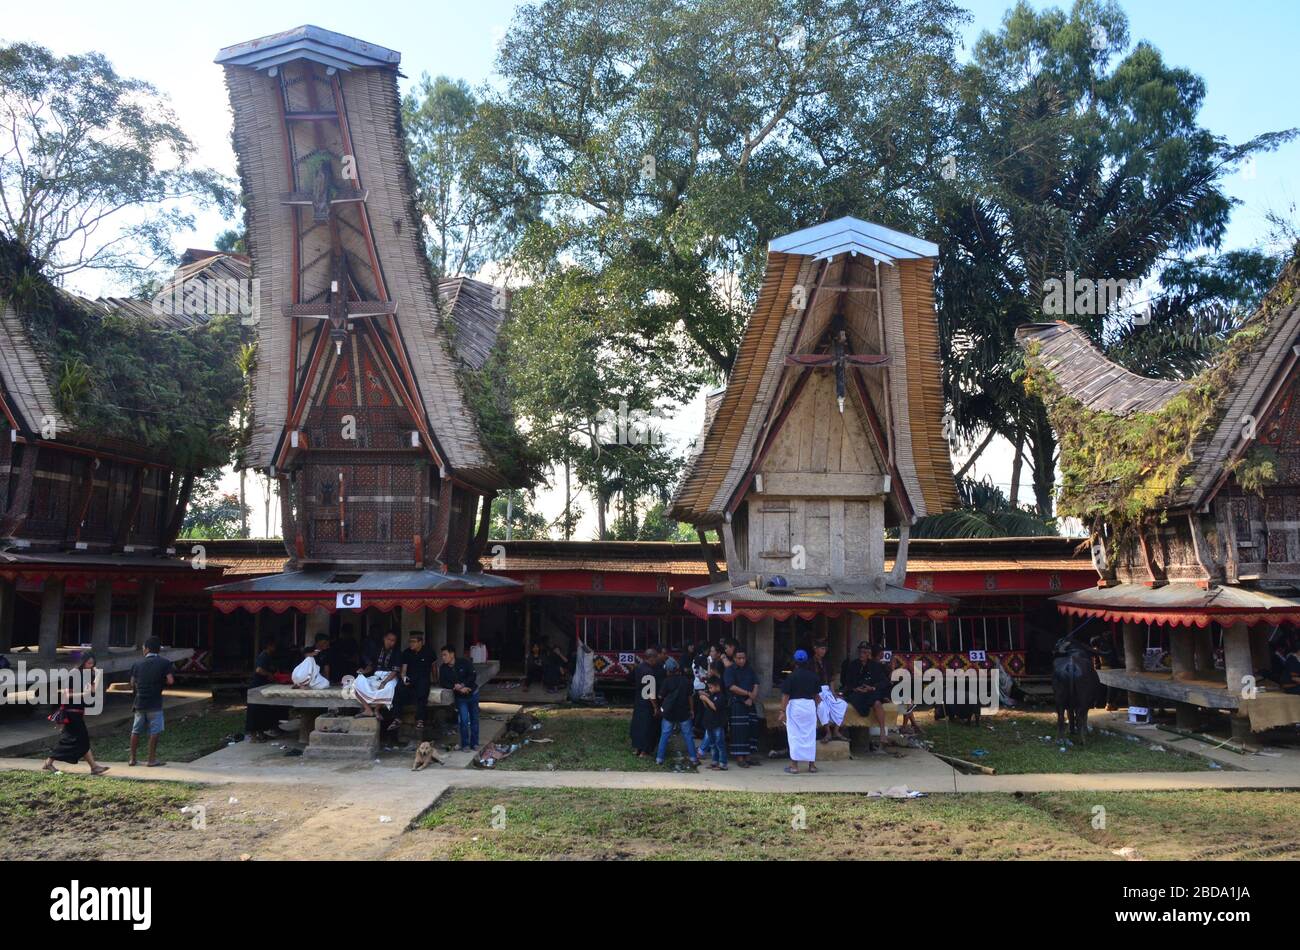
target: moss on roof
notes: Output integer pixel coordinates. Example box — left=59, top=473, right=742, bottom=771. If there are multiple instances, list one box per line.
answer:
left=0, top=237, right=244, bottom=470
left=1021, top=249, right=1300, bottom=532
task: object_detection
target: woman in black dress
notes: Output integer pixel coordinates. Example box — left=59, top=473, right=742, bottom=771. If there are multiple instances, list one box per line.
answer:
left=42, top=653, right=108, bottom=775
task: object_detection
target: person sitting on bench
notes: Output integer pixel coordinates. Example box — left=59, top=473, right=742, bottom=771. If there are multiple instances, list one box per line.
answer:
left=440, top=645, right=480, bottom=751
left=841, top=642, right=893, bottom=751
left=400, top=632, right=435, bottom=737
left=353, top=631, right=401, bottom=727
left=292, top=635, right=330, bottom=690
left=811, top=640, right=847, bottom=742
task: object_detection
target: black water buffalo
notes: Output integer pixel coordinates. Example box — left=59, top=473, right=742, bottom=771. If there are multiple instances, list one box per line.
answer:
left=1052, top=636, right=1101, bottom=744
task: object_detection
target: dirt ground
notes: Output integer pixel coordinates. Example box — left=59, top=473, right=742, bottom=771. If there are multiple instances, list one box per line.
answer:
left=0, top=776, right=333, bottom=861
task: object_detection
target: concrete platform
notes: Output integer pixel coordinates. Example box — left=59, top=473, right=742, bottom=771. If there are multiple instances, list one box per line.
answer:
left=1, top=646, right=194, bottom=678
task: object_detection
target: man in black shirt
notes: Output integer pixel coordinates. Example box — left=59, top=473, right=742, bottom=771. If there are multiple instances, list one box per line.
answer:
left=400, top=632, right=435, bottom=737
left=439, top=645, right=480, bottom=750
left=246, top=639, right=279, bottom=741
left=129, top=637, right=174, bottom=767
left=655, top=657, right=699, bottom=766
left=779, top=649, right=821, bottom=773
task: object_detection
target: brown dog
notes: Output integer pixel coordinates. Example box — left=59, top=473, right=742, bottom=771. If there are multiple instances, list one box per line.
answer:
left=411, top=741, right=442, bottom=771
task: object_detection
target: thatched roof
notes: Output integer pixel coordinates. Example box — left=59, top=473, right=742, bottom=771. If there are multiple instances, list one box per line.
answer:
left=439, top=277, right=506, bottom=372
left=0, top=240, right=245, bottom=467
left=670, top=217, right=959, bottom=526
left=219, top=30, right=509, bottom=489
left=1017, top=249, right=1300, bottom=511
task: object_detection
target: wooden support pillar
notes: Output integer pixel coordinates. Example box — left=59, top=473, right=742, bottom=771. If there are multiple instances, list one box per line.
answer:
left=1169, top=631, right=1199, bottom=729
left=430, top=609, right=448, bottom=651
left=754, top=616, right=775, bottom=696
left=91, top=579, right=113, bottom=656
left=38, top=578, right=66, bottom=658
left=0, top=579, right=15, bottom=653
left=1222, top=622, right=1254, bottom=705
left=305, top=610, right=329, bottom=642
left=449, top=607, right=466, bottom=655
left=828, top=615, right=848, bottom=686
left=134, top=579, right=156, bottom=648
left=401, top=606, right=427, bottom=648
left=1222, top=622, right=1255, bottom=742
left=522, top=597, right=532, bottom=666
left=1122, top=621, right=1144, bottom=708
left=1193, top=626, right=1216, bottom=676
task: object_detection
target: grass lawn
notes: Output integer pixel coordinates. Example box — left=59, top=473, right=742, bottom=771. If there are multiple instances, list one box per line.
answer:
left=496, top=706, right=666, bottom=771
left=0, top=770, right=194, bottom=828
left=497, top=706, right=1215, bottom=775
left=920, top=710, right=1212, bottom=774
left=75, top=709, right=246, bottom=764
left=403, top=786, right=1300, bottom=860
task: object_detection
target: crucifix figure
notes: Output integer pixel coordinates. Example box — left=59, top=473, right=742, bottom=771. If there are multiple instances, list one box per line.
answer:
left=784, top=313, right=889, bottom=413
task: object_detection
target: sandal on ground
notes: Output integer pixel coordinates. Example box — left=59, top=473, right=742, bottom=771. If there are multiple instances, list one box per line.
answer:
left=808, top=764, right=819, bottom=773
left=709, top=763, right=721, bottom=770
left=145, top=760, right=166, bottom=767
left=783, top=765, right=800, bottom=774
left=91, top=766, right=109, bottom=775
left=40, top=763, right=57, bottom=772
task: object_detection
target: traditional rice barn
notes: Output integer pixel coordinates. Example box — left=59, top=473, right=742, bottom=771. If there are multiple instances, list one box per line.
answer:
left=670, top=217, right=961, bottom=690
left=0, top=240, right=243, bottom=671
left=1017, top=248, right=1300, bottom=736
left=208, top=26, right=523, bottom=649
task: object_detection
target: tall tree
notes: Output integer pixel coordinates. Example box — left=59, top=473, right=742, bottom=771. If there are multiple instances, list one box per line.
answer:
left=0, top=42, right=233, bottom=283
left=403, top=75, right=535, bottom=277
left=491, top=0, right=964, bottom=378
left=484, top=0, right=964, bottom=529
left=935, top=0, right=1295, bottom=517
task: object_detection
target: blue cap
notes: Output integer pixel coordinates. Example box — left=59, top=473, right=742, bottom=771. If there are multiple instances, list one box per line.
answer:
left=793, top=649, right=809, bottom=662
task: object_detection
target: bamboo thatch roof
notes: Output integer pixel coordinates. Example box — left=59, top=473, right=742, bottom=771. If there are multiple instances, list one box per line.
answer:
left=439, top=277, right=507, bottom=372
left=219, top=31, right=509, bottom=489
left=670, top=217, right=959, bottom=526
left=0, top=240, right=245, bottom=467
left=1016, top=248, right=1300, bottom=511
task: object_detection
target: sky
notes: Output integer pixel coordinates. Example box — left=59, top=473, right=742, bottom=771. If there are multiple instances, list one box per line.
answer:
left=4, top=0, right=1298, bottom=537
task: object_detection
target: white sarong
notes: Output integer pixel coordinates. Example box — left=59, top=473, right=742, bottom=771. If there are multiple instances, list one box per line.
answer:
left=816, top=685, right=847, bottom=726
left=291, top=656, right=329, bottom=690
left=351, top=672, right=396, bottom=705
left=785, top=698, right=818, bottom=763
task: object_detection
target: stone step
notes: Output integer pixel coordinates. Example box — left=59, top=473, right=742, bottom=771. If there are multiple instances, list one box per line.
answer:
left=307, top=730, right=380, bottom=751
left=314, top=715, right=379, bottom=735
left=815, top=739, right=852, bottom=761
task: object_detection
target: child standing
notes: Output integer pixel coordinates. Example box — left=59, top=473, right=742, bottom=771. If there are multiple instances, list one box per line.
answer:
left=697, top=674, right=728, bottom=770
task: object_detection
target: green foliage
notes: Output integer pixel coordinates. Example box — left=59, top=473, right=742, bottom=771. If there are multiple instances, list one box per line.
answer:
left=214, top=228, right=246, bottom=255
left=910, top=477, right=1057, bottom=539
left=403, top=75, right=536, bottom=278
left=1023, top=252, right=1299, bottom=529
left=934, top=0, right=1297, bottom=515
left=0, top=41, right=234, bottom=282
left=0, top=237, right=243, bottom=470
left=489, top=489, right=551, bottom=540
left=1231, top=446, right=1279, bottom=497
left=491, top=0, right=965, bottom=379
